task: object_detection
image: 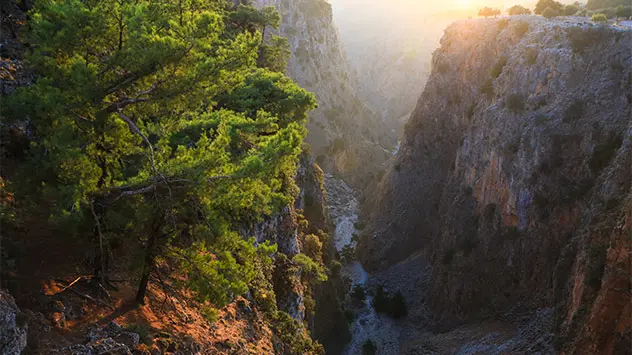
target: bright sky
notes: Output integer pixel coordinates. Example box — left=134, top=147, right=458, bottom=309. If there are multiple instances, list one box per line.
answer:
left=329, top=0, right=579, bottom=14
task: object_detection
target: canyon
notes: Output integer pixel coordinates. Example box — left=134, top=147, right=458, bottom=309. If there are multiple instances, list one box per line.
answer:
left=1, top=1, right=631, bottom=355
left=361, top=15, right=631, bottom=354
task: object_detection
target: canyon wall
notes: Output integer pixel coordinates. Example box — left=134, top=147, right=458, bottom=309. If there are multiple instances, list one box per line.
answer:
left=255, top=0, right=393, bottom=187
left=363, top=16, right=631, bottom=353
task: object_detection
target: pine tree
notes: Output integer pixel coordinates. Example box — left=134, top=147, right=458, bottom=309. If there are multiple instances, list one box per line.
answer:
left=4, top=0, right=316, bottom=305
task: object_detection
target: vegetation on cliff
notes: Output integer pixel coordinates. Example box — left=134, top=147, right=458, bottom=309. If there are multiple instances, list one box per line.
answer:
left=0, top=0, right=333, bottom=353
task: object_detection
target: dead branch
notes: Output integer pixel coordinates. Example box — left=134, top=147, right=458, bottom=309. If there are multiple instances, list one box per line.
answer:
left=90, top=202, right=107, bottom=286
left=55, top=280, right=114, bottom=309
left=67, top=287, right=114, bottom=309
left=58, top=276, right=84, bottom=293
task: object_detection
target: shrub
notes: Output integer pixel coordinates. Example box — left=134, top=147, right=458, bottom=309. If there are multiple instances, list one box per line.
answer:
left=535, top=114, right=549, bottom=125
left=563, top=99, right=584, bottom=122
left=328, top=260, right=342, bottom=276
left=200, top=305, right=219, bottom=324
left=590, top=134, right=623, bottom=174
left=126, top=323, right=152, bottom=345
left=362, top=339, right=377, bottom=355
left=591, top=13, right=608, bottom=22
left=585, top=244, right=607, bottom=290
left=273, top=311, right=325, bottom=354
left=344, top=309, right=354, bottom=323
left=525, top=47, right=539, bottom=65
left=506, top=94, right=526, bottom=112
left=615, top=5, right=632, bottom=18
left=293, top=253, right=327, bottom=282
left=459, top=237, right=478, bottom=256
left=567, top=27, right=603, bottom=54
left=372, top=286, right=407, bottom=319
left=507, top=5, right=531, bottom=15
left=479, top=7, right=502, bottom=18
left=498, top=18, right=510, bottom=29
left=389, top=292, right=407, bottom=318
left=467, top=103, right=477, bottom=118
left=564, top=4, right=579, bottom=15
left=340, top=244, right=355, bottom=262
left=351, top=284, right=366, bottom=302
left=542, top=7, right=560, bottom=18
left=354, top=221, right=366, bottom=230
left=491, top=56, right=508, bottom=78
left=481, top=78, right=494, bottom=97
left=513, top=21, right=530, bottom=38
left=437, top=61, right=450, bottom=74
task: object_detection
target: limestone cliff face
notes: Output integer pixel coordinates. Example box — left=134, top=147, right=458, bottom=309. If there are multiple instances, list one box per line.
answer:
left=363, top=16, right=631, bottom=353
left=255, top=0, right=392, bottom=187
left=242, top=153, right=349, bottom=352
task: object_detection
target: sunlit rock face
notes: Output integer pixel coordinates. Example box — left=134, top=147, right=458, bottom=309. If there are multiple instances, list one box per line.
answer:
left=255, top=0, right=393, bottom=188
left=363, top=16, right=631, bottom=353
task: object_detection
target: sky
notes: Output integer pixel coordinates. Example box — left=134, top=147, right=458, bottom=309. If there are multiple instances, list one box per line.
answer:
left=329, top=0, right=583, bottom=15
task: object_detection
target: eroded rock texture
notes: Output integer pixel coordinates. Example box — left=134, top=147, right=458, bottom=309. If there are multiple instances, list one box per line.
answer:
left=363, top=16, right=631, bottom=353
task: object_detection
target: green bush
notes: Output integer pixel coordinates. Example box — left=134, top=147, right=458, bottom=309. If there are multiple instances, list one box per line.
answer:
left=525, top=47, right=539, bottom=65
left=513, top=21, right=530, bottom=38
left=200, top=305, right=219, bottom=324
left=372, top=286, right=407, bottom=319
left=467, top=103, right=477, bottom=118
left=351, top=284, right=366, bottom=302
left=615, top=5, right=632, bottom=18
left=506, top=94, right=526, bottom=112
left=564, top=4, right=580, bottom=15
left=362, top=339, right=377, bottom=355
left=563, top=99, right=584, bottom=122
left=507, top=5, right=532, bottom=15
left=126, top=323, right=153, bottom=345
left=585, top=244, right=607, bottom=290
left=354, top=221, right=366, bottom=230
left=535, top=114, right=549, bottom=125
left=590, top=134, right=623, bottom=173
left=273, top=311, right=325, bottom=354
left=591, top=13, right=608, bottom=22
left=491, top=56, right=508, bottom=78
left=542, top=7, right=560, bottom=18
left=567, top=27, right=604, bottom=54
left=481, top=79, right=494, bottom=98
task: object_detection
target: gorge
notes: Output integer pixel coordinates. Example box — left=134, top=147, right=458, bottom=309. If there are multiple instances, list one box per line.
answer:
left=0, top=0, right=630, bottom=354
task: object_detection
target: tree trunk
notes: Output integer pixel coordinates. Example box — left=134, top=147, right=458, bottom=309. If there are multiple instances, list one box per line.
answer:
left=135, top=232, right=156, bottom=305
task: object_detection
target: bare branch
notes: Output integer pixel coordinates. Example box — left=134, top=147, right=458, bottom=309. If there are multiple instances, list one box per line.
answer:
left=90, top=202, right=107, bottom=286
left=116, top=111, right=158, bottom=176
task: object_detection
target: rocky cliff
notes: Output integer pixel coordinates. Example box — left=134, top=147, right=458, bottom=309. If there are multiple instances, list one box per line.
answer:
left=255, top=0, right=393, bottom=187
left=362, top=16, right=631, bottom=353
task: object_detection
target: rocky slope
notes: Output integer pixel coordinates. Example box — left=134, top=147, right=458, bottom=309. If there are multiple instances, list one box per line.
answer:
left=362, top=16, right=631, bottom=353
left=255, top=0, right=393, bottom=187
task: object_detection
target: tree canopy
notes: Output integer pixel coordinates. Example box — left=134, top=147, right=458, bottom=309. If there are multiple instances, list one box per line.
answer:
left=507, top=5, right=532, bottom=15
left=478, top=7, right=502, bottom=18
left=534, top=0, right=563, bottom=15
left=3, top=0, right=317, bottom=309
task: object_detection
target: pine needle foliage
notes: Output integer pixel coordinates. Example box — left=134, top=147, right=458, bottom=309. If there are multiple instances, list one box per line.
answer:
left=3, top=0, right=316, bottom=309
